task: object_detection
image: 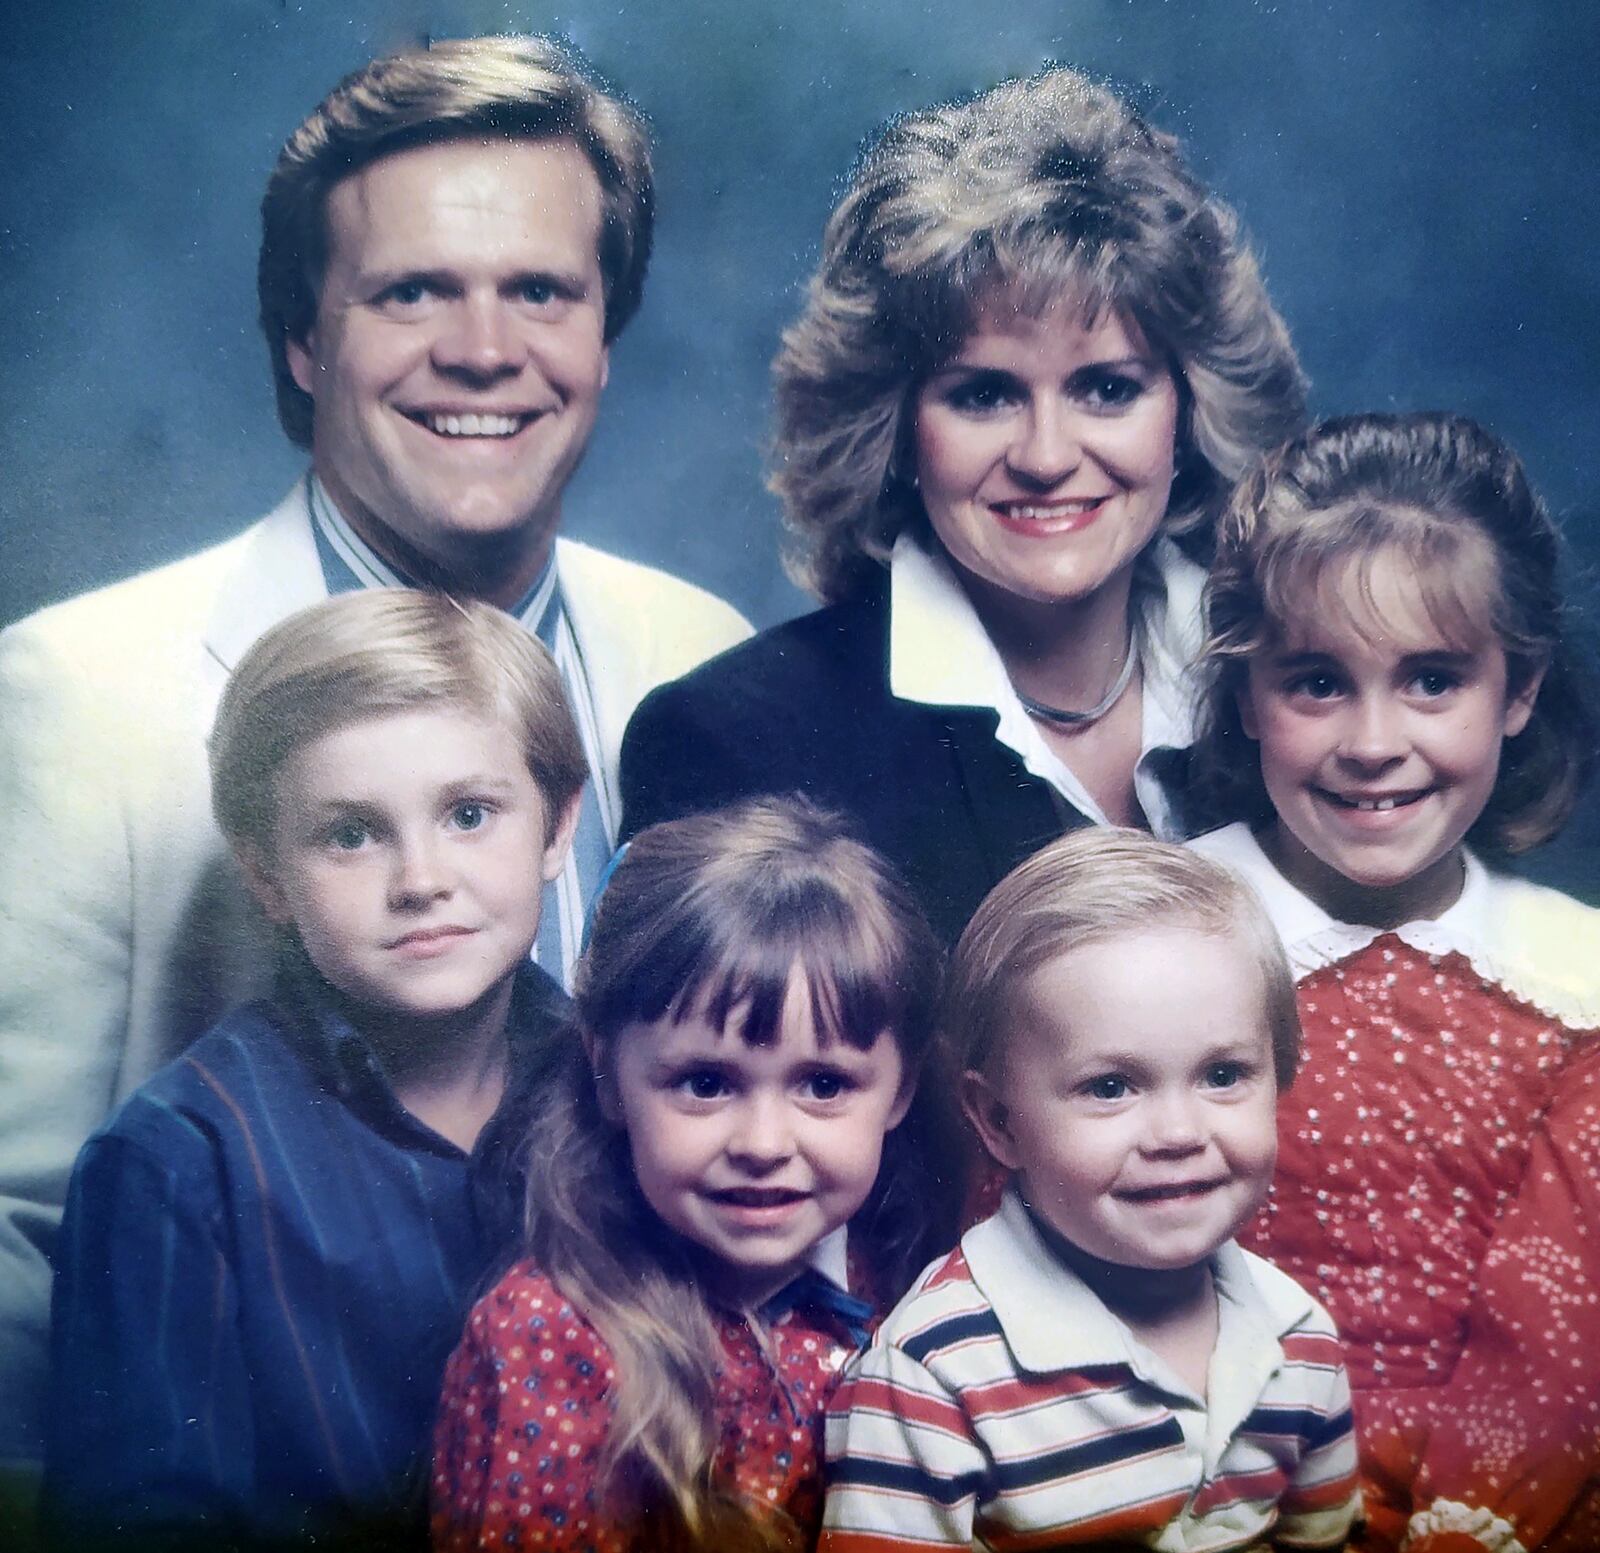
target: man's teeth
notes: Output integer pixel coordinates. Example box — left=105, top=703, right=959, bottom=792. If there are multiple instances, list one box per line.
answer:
left=424, top=412, right=523, bottom=437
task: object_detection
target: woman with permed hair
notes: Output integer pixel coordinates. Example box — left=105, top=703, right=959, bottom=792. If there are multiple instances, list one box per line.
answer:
left=620, top=67, right=1306, bottom=943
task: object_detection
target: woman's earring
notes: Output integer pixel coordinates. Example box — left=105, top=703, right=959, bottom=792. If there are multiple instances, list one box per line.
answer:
left=885, top=456, right=920, bottom=499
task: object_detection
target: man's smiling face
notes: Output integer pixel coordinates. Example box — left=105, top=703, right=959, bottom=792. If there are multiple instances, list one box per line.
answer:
left=287, top=135, right=610, bottom=606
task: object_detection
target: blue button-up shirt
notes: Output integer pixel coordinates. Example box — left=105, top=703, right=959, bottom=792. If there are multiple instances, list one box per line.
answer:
left=45, top=950, right=569, bottom=1549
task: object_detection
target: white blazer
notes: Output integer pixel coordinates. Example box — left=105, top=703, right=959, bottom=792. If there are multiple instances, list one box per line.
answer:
left=0, top=482, right=750, bottom=1462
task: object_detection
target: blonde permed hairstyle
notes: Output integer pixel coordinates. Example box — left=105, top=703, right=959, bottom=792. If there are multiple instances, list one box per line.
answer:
left=1191, top=412, right=1598, bottom=856
left=259, top=34, right=653, bottom=449
left=510, top=796, right=959, bottom=1550
left=209, top=590, right=587, bottom=850
left=772, top=66, right=1307, bottom=603
left=947, top=828, right=1300, bottom=1091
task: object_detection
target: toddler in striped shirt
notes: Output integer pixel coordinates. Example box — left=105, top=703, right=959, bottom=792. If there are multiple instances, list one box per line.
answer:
left=821, top=828, right=1361, bottom=1551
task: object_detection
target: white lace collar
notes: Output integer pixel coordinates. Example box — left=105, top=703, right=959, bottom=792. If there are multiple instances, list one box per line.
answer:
left=1189, top=823, right=1600, bottom=1031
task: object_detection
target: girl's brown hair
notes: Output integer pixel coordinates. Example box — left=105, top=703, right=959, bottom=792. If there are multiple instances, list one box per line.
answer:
left=1192, top=412, right=1597, bottom=855
left=505, top=796, right=956, bottom=1549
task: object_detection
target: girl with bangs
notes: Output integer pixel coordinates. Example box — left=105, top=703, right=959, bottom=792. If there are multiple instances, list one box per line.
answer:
left=1188, top=412, right=1600, bottom=1552
left=430, top=797, right=959, bottom=1552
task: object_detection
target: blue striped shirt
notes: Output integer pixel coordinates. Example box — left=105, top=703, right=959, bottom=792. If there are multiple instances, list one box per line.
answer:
left=45, top=949, right=569, bottom=1549
left=307, top=477, right=614, bottom=988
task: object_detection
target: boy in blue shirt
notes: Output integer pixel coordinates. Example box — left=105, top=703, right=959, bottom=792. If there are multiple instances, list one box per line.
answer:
left=46, top=590, right=585, bottom=1549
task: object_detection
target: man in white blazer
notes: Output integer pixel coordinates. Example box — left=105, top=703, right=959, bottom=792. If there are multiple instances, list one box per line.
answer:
left=0, top=37, right=749, bottom=1489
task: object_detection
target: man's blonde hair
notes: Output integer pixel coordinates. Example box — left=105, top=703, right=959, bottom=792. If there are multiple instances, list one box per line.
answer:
left=210, top=590, right=586, bottom=849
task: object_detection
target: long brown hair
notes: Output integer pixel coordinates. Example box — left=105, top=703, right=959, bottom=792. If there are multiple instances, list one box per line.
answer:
left=511, top=797, right=957, bottom=1548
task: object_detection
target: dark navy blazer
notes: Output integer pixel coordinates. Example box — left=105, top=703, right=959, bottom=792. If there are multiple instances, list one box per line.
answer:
left=620, top=580, right=1197, bottom=947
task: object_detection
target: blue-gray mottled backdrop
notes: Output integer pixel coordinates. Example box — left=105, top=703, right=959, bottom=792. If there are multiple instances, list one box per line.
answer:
left=2, top=0, right=1596, bottom=896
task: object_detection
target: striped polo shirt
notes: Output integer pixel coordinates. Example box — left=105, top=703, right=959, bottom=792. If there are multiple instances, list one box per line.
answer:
left=821, top=1189, right=1360, bottom=1551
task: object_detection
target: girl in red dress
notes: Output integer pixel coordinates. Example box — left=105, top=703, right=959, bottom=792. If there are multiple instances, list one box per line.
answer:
left=1188, top=412, right=1600, bottom=1553
left=431, top=796, right=960, bottom=1552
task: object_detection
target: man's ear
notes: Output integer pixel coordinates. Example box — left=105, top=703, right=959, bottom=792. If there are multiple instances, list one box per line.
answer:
left=961, top=1067, right=1022, bottom=1171
left=541, top=791, right=585, bottom=883
left=580, top=1024, right=623, bottom=1125
left=285, top=329, right=320, bottom=399
left=233, top=840, right=292, bottom=926
left=1236, top=685, right=1261, bottom=741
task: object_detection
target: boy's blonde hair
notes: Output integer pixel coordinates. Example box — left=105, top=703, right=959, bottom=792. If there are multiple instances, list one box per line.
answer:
left=209, top=590, right=586, bottom=849
left=948, top=828, right=1300, bottom=1089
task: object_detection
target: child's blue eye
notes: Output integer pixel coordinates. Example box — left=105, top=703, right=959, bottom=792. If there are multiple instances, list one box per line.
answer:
left=325, top=819, right=370, bottom=852
left=1085, top=1074, right=1128, bottom=1101
left=1411, top=668, right=1460, bottom=698
left=1288, top=672, right=1343, bottom=701
left=450, top=800, right=488, bottom=831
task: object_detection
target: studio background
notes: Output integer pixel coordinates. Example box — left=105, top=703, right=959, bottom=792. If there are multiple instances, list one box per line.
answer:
left=3, top=0, right=1596, bottom=899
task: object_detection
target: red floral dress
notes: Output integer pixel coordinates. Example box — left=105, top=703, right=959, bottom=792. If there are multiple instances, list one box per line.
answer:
left=430, top=1261, right=870, bottom=1551
left=1193, top=825, right=1600, bottom=1553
